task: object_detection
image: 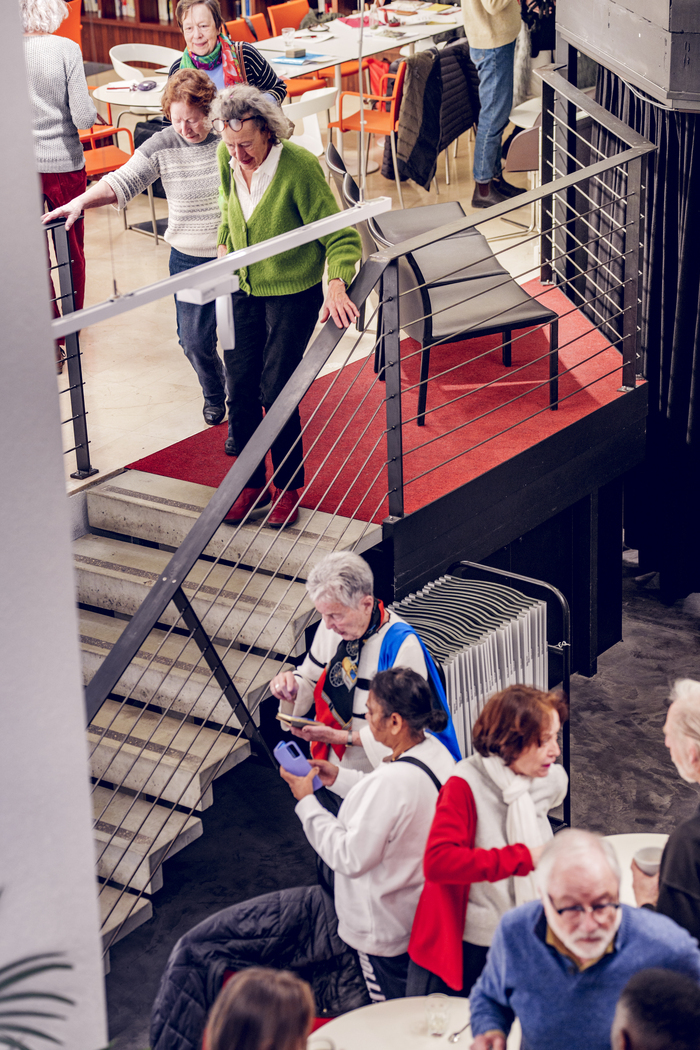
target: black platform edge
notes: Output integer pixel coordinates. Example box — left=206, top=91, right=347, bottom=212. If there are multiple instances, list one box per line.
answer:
left=385, top=383, right=648, bottom=599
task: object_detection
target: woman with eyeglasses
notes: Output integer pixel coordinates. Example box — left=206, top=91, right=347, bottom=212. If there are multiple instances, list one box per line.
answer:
left=407, top=685, right=569, bottom=998
left=42, top=69, right=230, bottom=427
left=170, top=0, right=286, bottom=106
left=213, top=85, right=361, bottom=528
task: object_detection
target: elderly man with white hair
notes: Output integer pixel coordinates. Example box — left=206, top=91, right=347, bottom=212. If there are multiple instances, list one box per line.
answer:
left=632, top=678, right=700, bottom=941
left=270, top=551, right=459, bottom=773
left=468, top=829, right=700, bottom=1050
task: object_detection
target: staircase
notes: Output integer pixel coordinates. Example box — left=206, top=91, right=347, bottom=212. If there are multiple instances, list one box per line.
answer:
left=76, top=468, right=380, bottom=963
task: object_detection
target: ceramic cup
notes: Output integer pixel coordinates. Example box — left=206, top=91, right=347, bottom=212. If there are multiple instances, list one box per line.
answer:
left=634, top=846, right=663, bottom=875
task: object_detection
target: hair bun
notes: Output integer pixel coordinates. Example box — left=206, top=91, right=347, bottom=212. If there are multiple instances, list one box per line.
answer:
left=427, top=708, right=448, bottom=733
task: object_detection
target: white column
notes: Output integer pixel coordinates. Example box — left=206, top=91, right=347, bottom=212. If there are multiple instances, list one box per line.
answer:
left=0, top=7, right=108, bottom=1050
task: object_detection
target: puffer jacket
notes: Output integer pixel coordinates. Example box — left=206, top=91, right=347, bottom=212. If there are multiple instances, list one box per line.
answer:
left=150, top=884, right=369, bottom=1050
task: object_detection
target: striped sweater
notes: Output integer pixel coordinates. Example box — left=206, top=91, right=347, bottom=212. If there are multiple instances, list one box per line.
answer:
left=23, top=35, right=97, bottom=173
left=169, top=43, right=287, bottom=104
left=103, top=127, right=221, bottom=257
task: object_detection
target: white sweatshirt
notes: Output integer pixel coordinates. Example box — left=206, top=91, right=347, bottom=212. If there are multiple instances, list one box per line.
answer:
left=286, top=609, right=428, bottom=773
left=295, top=734, right=456, bottom=956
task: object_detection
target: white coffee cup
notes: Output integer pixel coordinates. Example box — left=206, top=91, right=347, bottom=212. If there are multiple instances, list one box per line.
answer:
left=634, top=846, right=663, bottom=876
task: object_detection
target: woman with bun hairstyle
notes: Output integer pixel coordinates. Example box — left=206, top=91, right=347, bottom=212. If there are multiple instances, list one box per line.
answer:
left=281, top=667, right=456, bottom=1003
left=407, top=685, right=569, bottom=997
left=203, top=967, right=314, bottom=1050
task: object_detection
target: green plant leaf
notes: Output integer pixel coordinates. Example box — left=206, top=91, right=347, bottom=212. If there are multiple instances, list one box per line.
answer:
left=0, top=1022, right=62, bottom=1042
left=0, top=957, right=65, bottom=981
left=0, top=996, right=73, bottom=1008
left=0, top=962, right=72, bottom=996
left=0, top=1012, right=64, bottom=1021
left=0, top=1034, right=35, bottom=1050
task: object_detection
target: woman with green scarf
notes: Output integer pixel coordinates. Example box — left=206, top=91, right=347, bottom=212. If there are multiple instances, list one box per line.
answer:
left=169, top=0, right=286, bottom=105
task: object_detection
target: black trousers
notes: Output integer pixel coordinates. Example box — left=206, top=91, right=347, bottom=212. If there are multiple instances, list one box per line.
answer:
left=406, top=941, right=489, bottom=998
left=224, top=283, right=324, bottom=490
left=357, top=950, right=410, bottom=1002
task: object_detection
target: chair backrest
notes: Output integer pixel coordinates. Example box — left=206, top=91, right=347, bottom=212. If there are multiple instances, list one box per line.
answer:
left=341, top=173, right=383, bottom=266
left=83, top=126, right=134, bottom=178
left=269, top=0, right=310, bottom=36
left=110, top=43, right=183, bottom=81
left=503, top=123, right=540, bottom=174
left=286, top=87, right=338, bottom=155
left=326, top=142, right=347, bottom=205
left=225, top=13, right=271, bottom=42
left=53, top=0, right=81, bottom=50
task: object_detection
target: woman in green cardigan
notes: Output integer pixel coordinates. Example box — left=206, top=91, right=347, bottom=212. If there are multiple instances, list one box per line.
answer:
left=214, top=85, right=362, bottom=528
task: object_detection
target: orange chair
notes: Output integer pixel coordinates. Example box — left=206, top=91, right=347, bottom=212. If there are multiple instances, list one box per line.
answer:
left=228, top=9, right=327, bottom=97
left=82, top=125, right=161, bottom=241
left=269, top=0, right=370, bottom=89
left=53, top=0, right=81, bottom=50
left=328, top=60, right=407, bottom=207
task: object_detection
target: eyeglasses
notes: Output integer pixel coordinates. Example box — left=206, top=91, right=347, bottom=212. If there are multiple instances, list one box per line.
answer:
left=548, top=895, right=620, bottom=921
left=211, top=116, right=256, bottom=133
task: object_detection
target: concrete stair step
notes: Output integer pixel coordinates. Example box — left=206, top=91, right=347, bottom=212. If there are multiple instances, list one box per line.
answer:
left=100, top=884, right=152, bottom=949
left=74, top=533, right=314, bottom=657
left=87, top=470, right=381, bottom=578
left=80, top=609, right=286, bottom=727
left=93, top=785, right=202, bottom=893
left=88, top=698, right=250, bottom=810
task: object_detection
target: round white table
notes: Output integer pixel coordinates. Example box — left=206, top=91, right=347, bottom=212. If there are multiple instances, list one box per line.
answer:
left=308, top=996, right=522, bottom=1049
left=604, top=832, right=668, bottom=906
left=92, top=76, right=167, bottom=120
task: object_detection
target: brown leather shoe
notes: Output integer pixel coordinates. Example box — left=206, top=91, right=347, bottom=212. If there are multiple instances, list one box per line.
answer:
left=267, top=488, right=300, bottom=529
left=224, top=487, right=270, bottom=525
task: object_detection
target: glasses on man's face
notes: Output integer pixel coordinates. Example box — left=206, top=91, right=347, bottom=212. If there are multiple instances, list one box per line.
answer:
left=211, top=116, right=256, bottom=133
left=548, top=895, right=620, bottom=922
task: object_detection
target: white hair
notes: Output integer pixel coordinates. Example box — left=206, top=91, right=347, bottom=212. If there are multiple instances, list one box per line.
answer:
left=669, top=679, right=700, bottom=747
left=20, top=0, right=69, bottom=34
left=536, top=828, right=621, bottom=894
left=305, top=552, right=374, bottom=608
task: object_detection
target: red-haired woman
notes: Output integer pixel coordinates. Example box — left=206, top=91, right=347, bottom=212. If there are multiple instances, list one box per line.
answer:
left=407, top=685, right=569, bottom=997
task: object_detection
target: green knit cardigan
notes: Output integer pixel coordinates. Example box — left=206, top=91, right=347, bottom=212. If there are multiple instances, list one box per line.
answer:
left=216, top=139, right=362, bottom=297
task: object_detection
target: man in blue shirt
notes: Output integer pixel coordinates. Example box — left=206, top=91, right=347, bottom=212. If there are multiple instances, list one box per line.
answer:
left=469, top=829, right=700, bottom=1050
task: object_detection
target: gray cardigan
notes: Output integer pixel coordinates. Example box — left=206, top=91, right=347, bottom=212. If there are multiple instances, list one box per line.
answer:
left=23, top=35, right=96, bottom=173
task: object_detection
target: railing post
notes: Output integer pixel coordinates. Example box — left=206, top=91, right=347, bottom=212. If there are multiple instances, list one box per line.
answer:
left=620, top=154, right=642, bottom=392
left=51, top=218, right=98, bottom=480
left=540, top=78, right=555, bottom=285
left=382, top=259, right=404, bottom=519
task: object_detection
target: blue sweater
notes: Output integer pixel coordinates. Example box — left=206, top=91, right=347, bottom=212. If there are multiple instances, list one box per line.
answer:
left=469, top=901, right=700, bottom=1050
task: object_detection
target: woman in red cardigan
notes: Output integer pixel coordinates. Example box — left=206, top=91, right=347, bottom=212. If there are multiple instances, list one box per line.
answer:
left=407, top=685, right=569, bottom=996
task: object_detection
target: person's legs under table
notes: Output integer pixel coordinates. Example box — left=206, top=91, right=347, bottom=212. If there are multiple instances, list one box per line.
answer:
left=169, top=248, right=226, bottom=421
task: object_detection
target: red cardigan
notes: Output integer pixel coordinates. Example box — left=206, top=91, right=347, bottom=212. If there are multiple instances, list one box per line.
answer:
left=408, top=776, right=533, bottom=990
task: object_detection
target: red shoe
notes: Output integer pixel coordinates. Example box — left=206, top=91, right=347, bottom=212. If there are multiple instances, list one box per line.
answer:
left=267, top=488, right=301, bottom=529
left=224, top=486, right=270, bottom=525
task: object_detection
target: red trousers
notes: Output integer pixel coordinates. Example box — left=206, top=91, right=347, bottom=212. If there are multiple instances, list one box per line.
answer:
left=42, top=168, right=87, bottom=320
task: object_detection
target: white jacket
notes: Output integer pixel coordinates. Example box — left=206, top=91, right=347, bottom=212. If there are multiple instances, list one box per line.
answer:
left=295, top=735, right=456, bottom=956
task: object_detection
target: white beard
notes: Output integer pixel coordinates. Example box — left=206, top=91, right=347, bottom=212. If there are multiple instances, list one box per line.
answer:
left=547, top=904, right=622, bottom=962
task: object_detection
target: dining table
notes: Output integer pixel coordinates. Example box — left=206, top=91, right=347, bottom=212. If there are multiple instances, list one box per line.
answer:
left=307, top=995, right=522, bottom=1050
left=91, top=76, right=168, bottom=122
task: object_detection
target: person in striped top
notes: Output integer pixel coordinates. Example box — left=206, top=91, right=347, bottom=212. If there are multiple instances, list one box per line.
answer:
left=42, top=70, right=230, bottom=425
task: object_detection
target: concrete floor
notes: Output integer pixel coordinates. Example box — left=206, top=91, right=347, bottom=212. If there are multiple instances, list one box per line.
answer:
left=104, top=560, right=700, bottom=1050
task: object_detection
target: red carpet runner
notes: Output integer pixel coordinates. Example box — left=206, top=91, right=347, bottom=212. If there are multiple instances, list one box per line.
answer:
left=127, top=281, right=624, bottom=524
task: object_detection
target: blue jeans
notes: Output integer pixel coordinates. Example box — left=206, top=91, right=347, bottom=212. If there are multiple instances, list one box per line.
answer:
left=169, top=247, right=226, bottom=406
left=471, top=40, right=516, bottom=183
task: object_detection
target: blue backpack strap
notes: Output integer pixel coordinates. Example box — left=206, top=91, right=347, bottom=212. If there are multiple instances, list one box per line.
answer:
left=378, top=622, right=462, bottom=760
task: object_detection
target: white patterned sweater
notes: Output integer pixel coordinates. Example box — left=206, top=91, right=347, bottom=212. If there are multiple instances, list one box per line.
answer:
left=23, top=35, right=97, bottom=173
left=103, top=127, right=221, bottom=257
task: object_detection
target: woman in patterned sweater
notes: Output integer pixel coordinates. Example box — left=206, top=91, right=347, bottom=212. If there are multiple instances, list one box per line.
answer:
left=42, top=70, right=230, bottom=426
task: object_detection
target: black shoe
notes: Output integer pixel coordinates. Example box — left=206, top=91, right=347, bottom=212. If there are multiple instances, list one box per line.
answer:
left=224, top=436, right=239, bottom=456
left=203, top=403, right=226, bottom=426
left=494, top=176, right=526, bottom=199
left=471, top=181, right=508, bottom=209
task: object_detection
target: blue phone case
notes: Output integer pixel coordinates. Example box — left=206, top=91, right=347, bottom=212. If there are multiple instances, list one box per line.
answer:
left=273, top=740, right=323, bottom=791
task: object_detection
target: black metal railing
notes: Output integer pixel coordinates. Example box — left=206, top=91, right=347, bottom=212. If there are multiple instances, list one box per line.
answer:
left=46, top=216, right=97, bottom=481
left=72, top=69, right=655, bottom=949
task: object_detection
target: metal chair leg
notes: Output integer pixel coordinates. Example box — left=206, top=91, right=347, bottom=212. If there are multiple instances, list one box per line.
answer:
left=445, top=149, right=450, bottom=185
left=549, top=317, right=559, bottom=409
left=501, top=328, right=512, bottom=367
left=389, top=130, right=404, bottom=209
left=417, top=343, right=431, bottom=425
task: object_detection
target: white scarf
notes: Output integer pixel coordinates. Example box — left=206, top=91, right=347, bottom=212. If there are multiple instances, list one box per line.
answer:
left=481, top=754, right=548, bottom=906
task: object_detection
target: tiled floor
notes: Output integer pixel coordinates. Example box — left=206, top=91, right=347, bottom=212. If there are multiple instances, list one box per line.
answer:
left=59, top=108, right=536, bottom=493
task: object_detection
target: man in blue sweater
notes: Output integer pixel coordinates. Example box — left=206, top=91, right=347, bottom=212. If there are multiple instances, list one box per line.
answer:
left=469, top=829, right=700, bottom=1050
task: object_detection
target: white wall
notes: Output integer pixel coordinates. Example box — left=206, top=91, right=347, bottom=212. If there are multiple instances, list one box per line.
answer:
left=0, top=5, right=108, bottom=1048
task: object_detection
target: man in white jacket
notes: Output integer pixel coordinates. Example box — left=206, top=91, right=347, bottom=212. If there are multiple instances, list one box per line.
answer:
left=281, top=668, right=456, bottom=1002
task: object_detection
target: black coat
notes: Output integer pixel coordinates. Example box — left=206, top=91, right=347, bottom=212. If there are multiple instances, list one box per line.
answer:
left=150, top=884, right=369, bottom=1050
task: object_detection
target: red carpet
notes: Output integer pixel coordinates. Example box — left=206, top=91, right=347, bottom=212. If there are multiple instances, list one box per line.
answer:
left=127, top=280, right=624, bottom=523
